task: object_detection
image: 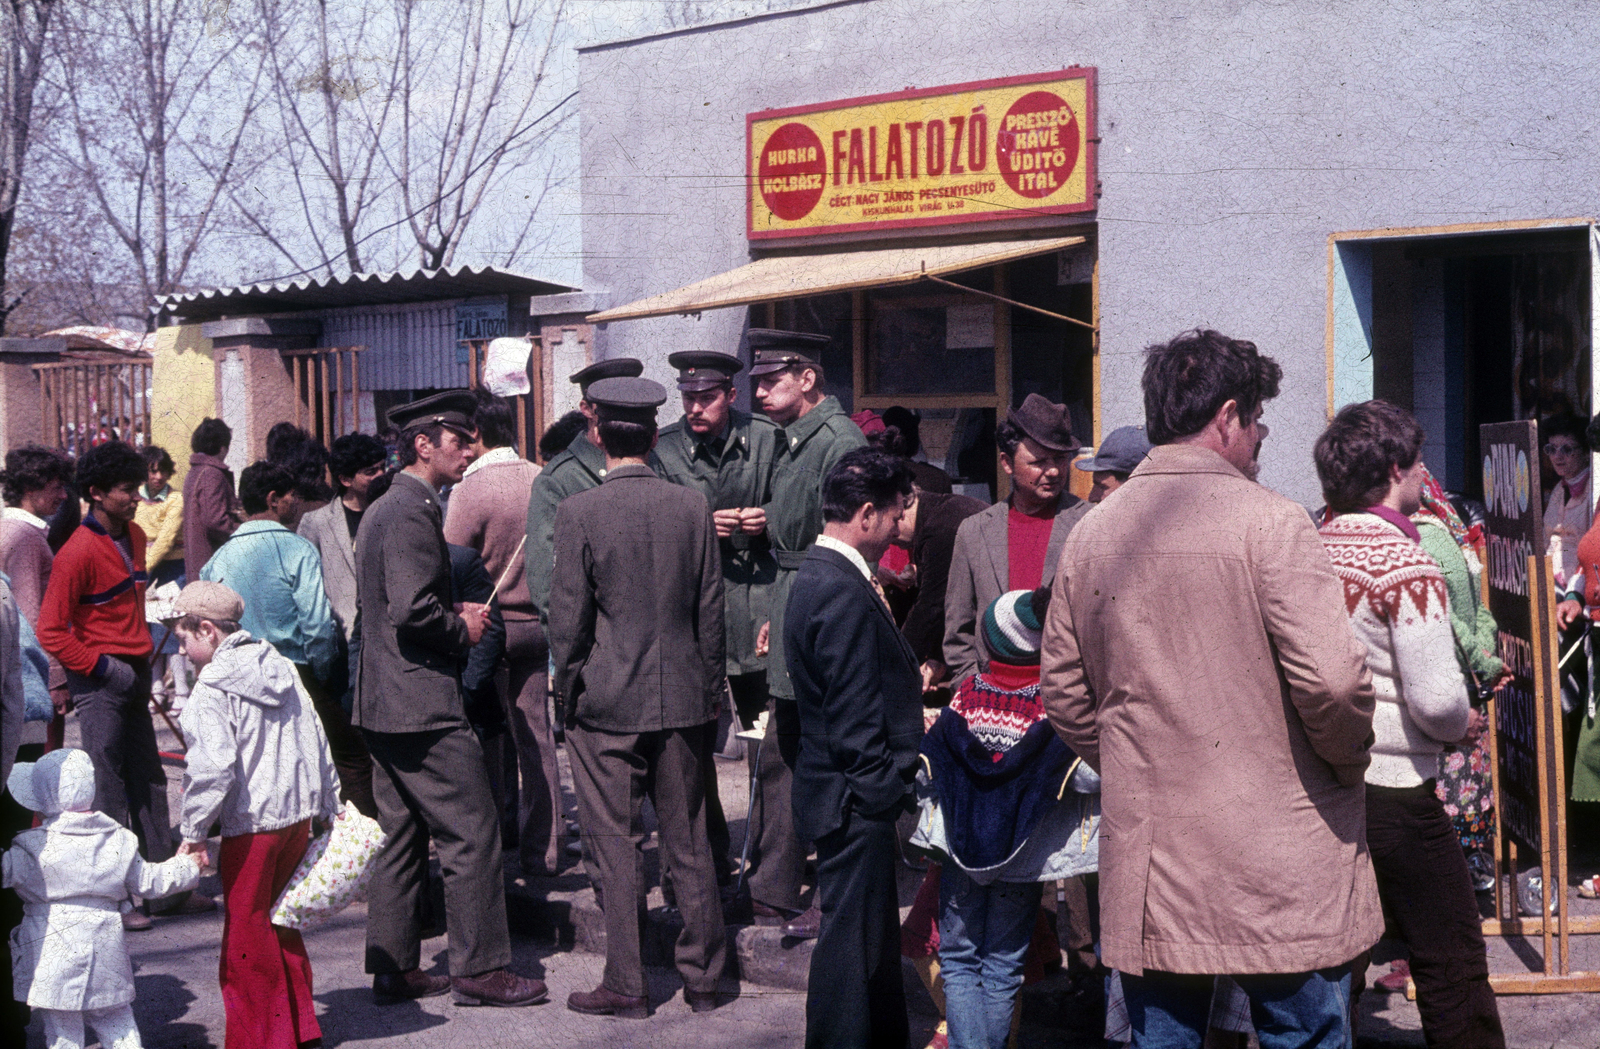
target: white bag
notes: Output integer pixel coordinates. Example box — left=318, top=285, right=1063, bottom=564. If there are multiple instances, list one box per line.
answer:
left=270, top=802, right=387, bottom=929
left=482, top=336, right=534, bottom=396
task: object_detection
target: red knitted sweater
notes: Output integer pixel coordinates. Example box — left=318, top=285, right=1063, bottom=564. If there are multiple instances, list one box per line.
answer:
left=37, top=515, right=152, bottom=678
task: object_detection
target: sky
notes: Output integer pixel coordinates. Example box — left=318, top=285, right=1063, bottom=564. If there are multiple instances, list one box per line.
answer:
left=492, top=1, right=815, bottom=288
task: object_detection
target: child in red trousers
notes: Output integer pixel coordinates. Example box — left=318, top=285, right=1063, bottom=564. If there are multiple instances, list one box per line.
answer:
left=170, top=581, right=340, bottom=1049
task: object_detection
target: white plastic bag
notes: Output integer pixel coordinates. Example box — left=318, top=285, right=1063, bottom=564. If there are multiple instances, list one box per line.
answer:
left=482, top=336, right=534, bottom=396
left=270, top=802, right=387, bottom=929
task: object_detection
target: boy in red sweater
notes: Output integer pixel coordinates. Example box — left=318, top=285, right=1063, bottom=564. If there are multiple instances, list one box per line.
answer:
left=37, top=441, right=212, bottom=927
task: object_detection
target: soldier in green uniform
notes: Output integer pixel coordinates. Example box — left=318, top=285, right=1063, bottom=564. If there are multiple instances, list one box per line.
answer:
left=524, top=359, right=651, bottom=623
left=656, top=350, right=779, bottom=890
left=749, top=330, right=866, bottom=933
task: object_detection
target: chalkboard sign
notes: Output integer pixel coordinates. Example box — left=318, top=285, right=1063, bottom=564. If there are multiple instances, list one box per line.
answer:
left=1481, top=420, right=1545, bottom=855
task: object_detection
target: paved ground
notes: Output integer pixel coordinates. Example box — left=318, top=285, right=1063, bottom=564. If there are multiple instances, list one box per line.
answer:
left=23, top=712, right=1600, bottom=1047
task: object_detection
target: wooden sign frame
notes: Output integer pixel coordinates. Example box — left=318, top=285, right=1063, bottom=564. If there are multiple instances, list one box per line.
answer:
left=1476, top=554, right=1600, bottom=994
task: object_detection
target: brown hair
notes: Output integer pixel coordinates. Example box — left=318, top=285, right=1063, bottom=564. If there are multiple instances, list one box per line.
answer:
left=1314, top=400, right=1425, bottom=513
left=175, top=614, right=241, bottom=637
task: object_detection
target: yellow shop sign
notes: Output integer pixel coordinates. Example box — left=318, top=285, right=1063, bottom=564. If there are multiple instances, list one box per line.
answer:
left=747, top=68, right=1096, bottom=240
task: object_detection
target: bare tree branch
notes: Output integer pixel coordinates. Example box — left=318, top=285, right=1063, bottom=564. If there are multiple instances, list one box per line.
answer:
left=379, top=0, right=569, bottom=270
left=42, top=0, right=268, bottom=317
left=0, top=0, right=60, bottom=332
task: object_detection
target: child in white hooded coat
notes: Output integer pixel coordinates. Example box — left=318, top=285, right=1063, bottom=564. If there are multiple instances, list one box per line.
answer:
left=2, top=748, right=199, bottom=1049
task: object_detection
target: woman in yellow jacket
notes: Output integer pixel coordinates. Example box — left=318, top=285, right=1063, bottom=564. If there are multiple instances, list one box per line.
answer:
left=134, top=445, right=188, bottom=708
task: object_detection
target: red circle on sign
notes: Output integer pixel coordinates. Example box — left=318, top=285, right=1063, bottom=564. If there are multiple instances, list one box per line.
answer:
left=996, top=91, right=1080, bottom=200
left=757, top=122, right=827, bottom=221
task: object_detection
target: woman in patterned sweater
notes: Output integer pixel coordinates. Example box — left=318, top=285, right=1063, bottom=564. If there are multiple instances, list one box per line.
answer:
left=1314, top=400, right=1503, bottom=1048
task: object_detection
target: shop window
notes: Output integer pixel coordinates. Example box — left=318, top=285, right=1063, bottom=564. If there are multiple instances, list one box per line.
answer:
left=755, top=240, right=1098, bottom=501
left=767, top=293, right=855, bottom=410
left=866, top=286, right=996, bottom=397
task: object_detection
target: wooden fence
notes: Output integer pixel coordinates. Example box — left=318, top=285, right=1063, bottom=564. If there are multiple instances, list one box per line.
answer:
left=34, top=359, right=154, bottom=456
left=283, top=346, right=366, bottom=447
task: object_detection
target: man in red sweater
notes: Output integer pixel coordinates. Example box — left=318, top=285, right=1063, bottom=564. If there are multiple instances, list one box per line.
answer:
left=38, top=440, right=211, bottom=927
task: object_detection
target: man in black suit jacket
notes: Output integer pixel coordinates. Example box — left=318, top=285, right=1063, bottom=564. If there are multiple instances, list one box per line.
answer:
left=785, top=448, right=922, bottom=1049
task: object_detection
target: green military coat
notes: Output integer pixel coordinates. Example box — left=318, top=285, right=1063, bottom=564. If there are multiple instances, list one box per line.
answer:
left=761, top=395, right=866, bottom=699
left=524, top=432, right=661, bottom=621
left=656, top=410, right=779, bottom=676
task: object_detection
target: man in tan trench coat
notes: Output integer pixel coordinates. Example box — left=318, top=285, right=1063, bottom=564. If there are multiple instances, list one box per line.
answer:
left=1041, top=329, right=1383, bottom=1048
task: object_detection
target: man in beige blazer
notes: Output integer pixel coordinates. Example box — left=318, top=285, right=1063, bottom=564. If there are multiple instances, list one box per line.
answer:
left=943, top=394, right=1090, bottom=689
left=1041, top=329, right=1381, bottom=1047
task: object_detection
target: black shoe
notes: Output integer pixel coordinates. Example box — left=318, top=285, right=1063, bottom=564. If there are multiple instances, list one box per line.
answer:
left=150, top=893, right=216, bottom=917
left=685, top=988, right=729, bottom=1013
left=373, top=969, right=451, bottom=1002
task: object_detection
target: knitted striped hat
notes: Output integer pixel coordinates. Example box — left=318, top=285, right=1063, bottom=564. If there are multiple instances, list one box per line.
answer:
left=982, top=587, right=1050, bottom=666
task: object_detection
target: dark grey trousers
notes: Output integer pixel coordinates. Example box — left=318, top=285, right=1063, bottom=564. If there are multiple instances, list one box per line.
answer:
left=807, top=806, right=908, bottom=1049
left=362, top=725, right=511, bottom=978
left=746, top=693, right=806, bottom=911
left=567, top=721, right=727, bottom=998
left=503, top=619, right=563, bottom=875
left=69, top=659, right=173, bottom=864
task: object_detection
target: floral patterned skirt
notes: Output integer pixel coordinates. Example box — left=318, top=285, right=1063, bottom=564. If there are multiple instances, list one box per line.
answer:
left=1437, top=733, right=1495, bottom=852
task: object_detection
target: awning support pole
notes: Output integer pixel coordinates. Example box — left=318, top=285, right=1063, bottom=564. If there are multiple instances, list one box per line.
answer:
left=919, top=272, right=1098, bottom=331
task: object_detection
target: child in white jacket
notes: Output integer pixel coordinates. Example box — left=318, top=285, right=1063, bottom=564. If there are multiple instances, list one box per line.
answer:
left=2, top=748, right=200, bottom=1049
left=170, top=581, right=340, bottom=1049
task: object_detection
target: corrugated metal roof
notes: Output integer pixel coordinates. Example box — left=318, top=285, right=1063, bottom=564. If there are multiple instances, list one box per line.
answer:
left=319, top=300, right=466, bottom=392
left=153, top=265, right=575, bottom=322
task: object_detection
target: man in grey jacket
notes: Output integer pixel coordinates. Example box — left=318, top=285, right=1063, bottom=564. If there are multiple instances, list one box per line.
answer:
left=298, top=433, right=388, bottom=642
left=353, top=391, right=546, bottom=1009
left=549, top=377, right=728, bottom=1019
left=942, top=395, right=1099, bottom=977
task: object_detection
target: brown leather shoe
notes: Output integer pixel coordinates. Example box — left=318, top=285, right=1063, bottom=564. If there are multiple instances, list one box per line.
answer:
left=780, top=903, right=821, bottom=940
left=373, top=969, right=451, bottom=1002
left=451, top=969, right=548, bottom=1007
left=566, top=985, right=648, bottom=1018
left=121, top=910, right=153, bottom=931
left=750, top=900, right=799, bottom=926
left=685, top=988, right=729, bottom=1013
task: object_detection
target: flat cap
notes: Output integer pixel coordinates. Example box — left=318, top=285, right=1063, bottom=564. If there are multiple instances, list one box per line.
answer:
left=746, top=329, right=831, bottom=377
left=1006, top=393, right=1081, bottom=454
left=386, top=389, right=478, bottom=438
left=668, top=350, right=743, bottom=392
left=569, top=358, right=643, bottom=394
left=171, top=580, right=245, bottom=623
left=1075, top=425, right=1151, bottom=475
left=587, top=376, right=668, bottom=423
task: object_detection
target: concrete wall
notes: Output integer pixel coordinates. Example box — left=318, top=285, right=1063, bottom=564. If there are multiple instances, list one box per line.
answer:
left=151, top=325, right=218, bottom=487
left=577, top=0, right=1600, bottom=505
left=0, top=340, right=62, bottom=458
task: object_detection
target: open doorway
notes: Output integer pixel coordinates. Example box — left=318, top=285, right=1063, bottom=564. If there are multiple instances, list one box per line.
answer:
left=1330, top=222, right=1598, bottom=502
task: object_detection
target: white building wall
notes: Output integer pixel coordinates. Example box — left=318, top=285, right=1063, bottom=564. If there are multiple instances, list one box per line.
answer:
left=576, top=0, right=1600, bottom=506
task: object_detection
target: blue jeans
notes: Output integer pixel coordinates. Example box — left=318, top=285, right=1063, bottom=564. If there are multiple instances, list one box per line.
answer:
left=1122, top=964, right=1354, bottom=1049
left=937, top=867, right=1042, bottom=1049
